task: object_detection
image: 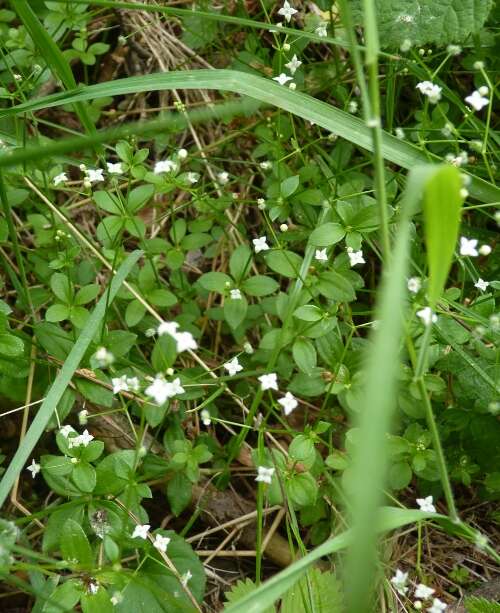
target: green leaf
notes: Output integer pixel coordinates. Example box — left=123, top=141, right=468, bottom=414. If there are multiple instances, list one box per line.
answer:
left=241, top=275, right=279, bottom=296
left=81, top=588, right=114, bottom=613
left=281, top=175, right=300, bottom=198
left=166, top=472, right=192, bottom=516
left=264, top=251, right=303, bottom=278
left=293, top=305, right=323, bottom=322
left=96, top=216, right=124, bottom=244
left=387, top=462, right=412, bottom=490
left=198, top=271, right=232, bottom=292
left=34, top=322, right=73, bottom=360
left=0, top=333, right=24, bottom=357
left=45, top=303, right=70, bottom=322
left=229, top=244, right=252, bottom=281
left=127, top=184, right=154, bottom=213
left=74, top=284, right=100, bottom=305
left=288, top=435, right=316, bottom=469
left=43, top=504, right=85, bottom=553
left=125, top=299, right=146, bottom=327
left=308, top=223, right=345, bottom=247
left=317, top=271, right=356, bottom=302
left=94, top=191, right=122, bottom=215
left=42, top=579, right=83, bottom=613
left=422, top=165, right=463, bottom=307
left=224, top=295, right=248, bottom=329
left=287, top=473, right=318, bottom=508
left=72, top=462, right=97, bottom=493
left=464, top=597, right=500, bottom=613
left=292, top=338, right=317, bottom=375
left=148, top=288, right=177, bottom=307
left=281, top=569, right=343, bottom=613
left=60, top=519, right=93, bottom=567
left=50, top=273, right=72, bottom=303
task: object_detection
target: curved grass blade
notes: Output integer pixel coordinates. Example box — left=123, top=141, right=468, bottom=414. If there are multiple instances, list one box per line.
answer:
left=0, top=250, right=142, bottom=509
left=0, top=70, right=497, bottom=203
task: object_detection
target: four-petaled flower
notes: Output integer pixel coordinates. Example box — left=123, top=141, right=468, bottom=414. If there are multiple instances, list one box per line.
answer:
left=253, top=236, right=270, bottom=253
left=474, top=278, right=489, bottom=292
left=285, top=54, right=302, bottom=75
left=258, top=372, right=278, bottom=391
left=59, top=425, right=76, bottom=438
left=230, top=289, right=242, bottom=300
left=278, top=1, right=298, bottom=22
left=106, top=162, right=123, bottom=174
left=217, top=171, right=229, bottom=185
left=416, top=495, right=437, bottom=513
left=68, top=429, right=94, bottom=448
left=132, top=524, right=150, bottom=539
left=86, top=168, right=105, bottom=183
left=416, top=307, right=437, bottom=327
left=390, top=569, right=408, bottom=596
left=145, top=376, right=185, bottom=405
left=174, top=331, right=197, bottom=352
left=53, top=172, right=68, bottom=186
left=315, top=248, right=328, bottom=262
left=278, top=392, right=298, bottom=416
left=224, top=357, right=243, bottom=376
left=255, top=466, right=275, bottom=484
left=186, top=172, right=198, bottom=184
left=416, top=81, right=442, bottom=104
left=153, top=533, right=171, bottom=553
left=273, top=73, right=293, bottom=86
left=315, top=23, right=328, bottom=37
left=427, top=598, right=447, bottom=613
left=27, top=458, right=40, bottom=479
left=459, top=236, right=478, bottom=257
left=154, top=160, right=176, bottom=174
left=347, top=247, right=365, bottom=266
left=181, top=570, right=193, bottom=587
left=94, top=347, right=115, bottom=368
left=465, top=90, right=489, bottom=111
left=158, top=321, right=180, bottom=336
left=407, top=277, right=422, bottom=294
left=415, top=584, right=435, bottom=600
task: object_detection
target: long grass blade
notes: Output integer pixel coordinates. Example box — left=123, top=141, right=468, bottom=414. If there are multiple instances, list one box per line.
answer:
left=0, top=250, right=142, bottom=508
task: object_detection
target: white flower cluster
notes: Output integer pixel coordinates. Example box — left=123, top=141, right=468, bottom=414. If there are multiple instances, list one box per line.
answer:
left=157, top=321, right=197, bottom=352
left=416, top=81, right=442, bottom=104
left=131, top=524, right=171, bottom=552
left=390, top=569, right=445, bottom=611
left=145, top=376, right=184, bottom=405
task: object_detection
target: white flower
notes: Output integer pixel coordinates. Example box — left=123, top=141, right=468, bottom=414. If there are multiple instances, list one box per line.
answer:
left=347, top=247, right=365, bottom=266
left=277, top=1, right=298, bottom=22
left=106, top=162, right=123, bottom=174
left=445, top=151, right=468, bottom=167
left=224, top=357, right=243, bottom=376
left=315, top=248, right=328, bottom=262
left=158, top=321, right=180, bottom=336
left=112, top=375, right=129, bottom=394
left=78, top=409, right=88, bottom=425
left=280, top=223, right=288, bottom=232
left=178, top=148, right=188, bottom=160
left=59, top=425, right=76, bottom=438
left=273, top=73, right=293, bottom=86
left=465, top=90, right=489, bottom=111
left=186, top=172, right=198, bottom=184
left=259, top=161, right=272, bottom=170
left=258, top=372, right=278, bottom=391
left=390, top=569, right=409, bottom=596
left=407, top=277, right=422, bottom=294
left=255, top=466, right=275, bottom=484
left=174, top=331, right=197, bottom=353
left=217, top=171, right=229, bottom=185
left=474, top=278, right=489, bottom=292
left=253, top=236, right=269, bottom=253
left=145, top=377, right=172, bottom=405
left=88, top=582, right=99, bottom=595
left=154, top=159, right=176, bottom=174
left=285, top=54, right=302, bottom=75
left=315, top=23, right=328, bottom=37
left=169, top=377, right=185, bottom=396
left=415, top=584, right=435, bottom=600
left=416, top=307, right=437, bottom=327
left=243, top=341, right=254, bottom=354
left=68, top=429, right=94, bottom=448
left=414, top=601, right=423, bottom=610
left=126, top=376, right=140, bottom=392
left=416, top=81, right=442, bottom=104
left=200, top=409, right=211, bottom=426
left=86, top=168, right=105, bottom=183
left=132, top=524, right=150, bottom=539
left=479, top=244, right=491, bottom=256
left=459, top=236, right=478, bottom=257
left=446, top=44, right=461, bottom=56
left=289, top=81, right=297, bottom=90
left=478, top=85, right=489, bottom=96
left=416, top=495, right=437, bottom=513
left=27, top=459, right=40, bottom=479
left=53, top=172, right=68, bottom=186
left=153, top=533, right=171, bottom=553
left=395, top=127, right=405, bottom=139
left=110, top=592, right=123, bottom=605
left=180, top=570, right=193, bottom=587
left=94, top=347, right=115, bottom=368
left=230, top=289, right=242, bottom=300
left=257, top=198, right=266, bottom=209
left=278, top=392, right=298, bottom=416
left=348, top=100, right=358, bottom=114
left=427, top=598, right=447, bottom=613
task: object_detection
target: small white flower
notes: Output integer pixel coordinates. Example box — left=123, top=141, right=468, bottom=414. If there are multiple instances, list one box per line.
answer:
left=273, top=73, right=293, bottom=86
left=88, top=582, right=99, bottom=595
left=186, top=172, right=198, bottom=184
left=415, top=584, right=435, bottom=600
left=154, top=159, right=177, bottom=174
left=255, top=466, right=275, bottom=484
left=407, top=277, right=422, bottom=294
left=278, top=392, right=298, bottom=416
left=465, top=90, right=489, bottom=111
left=416, top=81, right=442, bottom=104
left=479, top=244, right=492, bottom=256
left=253, top=236, right=270, bottom=253
left=414, top=601, right=423, bottom=610
left=288, top=82, right=296, bottom=90
left=110, top=592, right=123, bottom=605
left=427, top=598, right=447, bottom=613
left=158, top=321, right=180, bottom=337
left=13, top=73, right=22, bottom=81
left=416, top=495, right=437, bottom=513
left=53, top=172, right=68, bottom=186
left=132, top=524, right=150, bottom=539
left=258, top=372, right=278, bottom=391
left=473, top=60, right=484, bottom=70
left=86, top=168, right=105, bottom=183
left=153, top=533, right=171, bottom=553
left=173, top=331, right=197, bottom=353
left=178, top=148, right=188, bottom=160
left=217, top=171, right=229, bottom=185
left=200, top=409, right=211, bottom=426
left=126, top=376, right=140, bottom=392
left=395, top=127, right=405, bottom=139
left=68, top=429, right=94, bottom=448
left=27, top=459, right=40, bottom=479
left=257, top=198, right=266, bottom=209
left=94, top=347, right=115, bottom=368
left=478, top=85, right=489, bottom=96
left=446, top=44, right=461, bottom=56
left=315, top=248, right=328, bottom=262
left=416, top=307, right=437, bottom=327
left=285, top=54, right=302, bottom=75
left=390, top=569, right=409, bottom=596
left=459, top=236, right=478, bottom=257
left=277, top=1, right=298, bottom=22
left=169, top=377, right=185, bottom=396
left=283, top=43, right=291, bottom=51
left=400, top=38, right=412, bottom=52
left=180, top=569, right=193, bottom=587
left=243, top=341, right=254, bottom=354
left=224, top=357, right=243, bottom=376
left=259, top=161, right=272, bottom=170
left=112, top=375, right=129, bottom=394
left=106, top=162, right=123, bottom=174
left=230, top=289, right=242, bottom=300
left=347, top=247, right=365, bottom=267
left=59, top=425, right=75, bottom=438
left=445, top=151, right=468, bottom=167
left=315, top=23, right=328, bottom=37
left=78, top=409, right=88, bottom=425
left=474, top=278, right=489, bottom=292
left=145, top=377, right=172, bottom=405
left=348, top=100, right=358, bottom=114
left=280, top=223, right=288, bottom=232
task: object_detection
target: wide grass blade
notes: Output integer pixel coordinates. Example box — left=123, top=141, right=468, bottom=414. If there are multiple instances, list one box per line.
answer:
left=0, top=70, right=497, bottom=203
left=223, top=508, right=442, bottom=613
left=0, top=250, right=142, bottom=508
left=422, top=165, right=463, bottom=307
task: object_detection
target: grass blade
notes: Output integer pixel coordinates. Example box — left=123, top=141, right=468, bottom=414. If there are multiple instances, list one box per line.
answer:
left=0, top=70, right=497, bottom=203
left=0, top=250, right=142, bottom=508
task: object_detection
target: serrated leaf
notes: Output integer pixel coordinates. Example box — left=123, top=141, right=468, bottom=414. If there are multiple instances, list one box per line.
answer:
left=225, top=579, right=276, bottom=613
left=281, top=569, right=343, bottom=613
